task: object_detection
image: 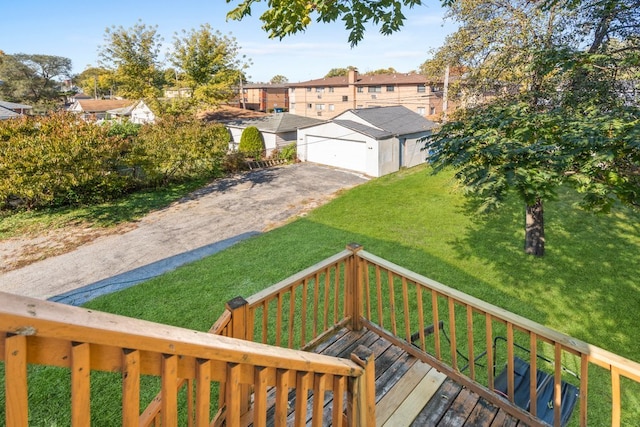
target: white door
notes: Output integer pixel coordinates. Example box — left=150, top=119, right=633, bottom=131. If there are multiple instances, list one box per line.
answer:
left=305, top=135, right=367, bottom=173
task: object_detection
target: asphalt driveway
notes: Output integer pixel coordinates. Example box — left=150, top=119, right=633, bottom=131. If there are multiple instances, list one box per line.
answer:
left=0, top=163, right=368, bottom=304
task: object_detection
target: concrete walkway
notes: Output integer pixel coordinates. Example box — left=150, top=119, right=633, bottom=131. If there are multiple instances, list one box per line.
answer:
left=0, top=163, right=368, bottom=304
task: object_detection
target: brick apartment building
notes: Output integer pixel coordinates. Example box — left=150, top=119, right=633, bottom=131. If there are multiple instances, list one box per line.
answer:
left=287, top=69, right=455, bottom=120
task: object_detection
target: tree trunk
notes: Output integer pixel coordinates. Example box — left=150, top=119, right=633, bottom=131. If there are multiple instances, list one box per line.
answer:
left=525, top=198, right=545, bottom=256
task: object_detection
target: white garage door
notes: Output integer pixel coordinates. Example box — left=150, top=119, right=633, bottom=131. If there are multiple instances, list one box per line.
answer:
left=306, top=135, right=367, bottom=173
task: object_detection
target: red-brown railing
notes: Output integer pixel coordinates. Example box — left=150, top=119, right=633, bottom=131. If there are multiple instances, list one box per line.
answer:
left=352, top=248, right=640, bottom=427
left=0, top=290, right=373, bottom=426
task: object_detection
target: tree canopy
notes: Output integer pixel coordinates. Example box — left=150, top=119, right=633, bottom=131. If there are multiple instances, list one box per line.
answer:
left=424, top=0, right=640, bottom=256
left=98, top=21, right=164, bottom=99
left=170, top=24, right=249, bottom=107
left=226, top=0, right=424, bottom=46
left=270, top=74, right=288, bottom=84
left=0, top=53, right=72, bottom=108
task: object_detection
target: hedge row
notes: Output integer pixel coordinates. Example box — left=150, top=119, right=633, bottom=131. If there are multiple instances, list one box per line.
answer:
left=0, top=112, right=230, bottom=209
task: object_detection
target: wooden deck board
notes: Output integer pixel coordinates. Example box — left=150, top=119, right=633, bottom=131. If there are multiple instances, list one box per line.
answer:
left=257, top=327, right=522, bottom=427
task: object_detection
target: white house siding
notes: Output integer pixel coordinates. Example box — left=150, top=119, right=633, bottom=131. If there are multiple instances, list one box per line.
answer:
left=131, top=102, right=155, bottom=124
left=400, top=134, right=429, bottom=168
left=378, top=137, right=400, bottom=177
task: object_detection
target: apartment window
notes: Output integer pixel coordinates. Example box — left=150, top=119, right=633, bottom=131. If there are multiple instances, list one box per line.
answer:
left=417, top=85, right=426, bottom=93
left=342, top=96, right=349, bottom=102
left=316, top=104, right=325, bottom=111
left=357, top=87, right=364, bottom=93
left=368, top=86, right=382, bottom=93
left=417, top=107, right=426, bottom=115
left=307, top=87, right=312, bottom=92
left=328, top=87, right=334, bottom=93
left=430, top=106, right=436, bottom=115
left=386, top=86, right=395, bottom=92
left=329, top=104, right=335, bottom=111
left=316, top=87, right=325, bottom=93
left=307, top=103, right=313, bottom=109
left=431, top=85, right=443, bottom=92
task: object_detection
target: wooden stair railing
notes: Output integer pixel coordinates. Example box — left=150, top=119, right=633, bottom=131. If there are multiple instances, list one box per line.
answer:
left=0, top=291, right=374, bottom=427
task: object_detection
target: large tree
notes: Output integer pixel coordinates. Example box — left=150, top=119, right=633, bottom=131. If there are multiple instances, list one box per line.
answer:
left=423, top=0, right=640, bottom=256
left=226, top=0, right=424, bottom=46
left=75, top=66, right=116, bottom=99
left=0, top=53, right=72, bottom=107
left=98, top=21, right=164, bottom=99
left=170, top=24, right=249, bottom=106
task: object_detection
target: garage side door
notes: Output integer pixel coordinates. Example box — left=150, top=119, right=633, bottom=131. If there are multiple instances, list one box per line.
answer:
left=306, top=135, right=367, bottom=173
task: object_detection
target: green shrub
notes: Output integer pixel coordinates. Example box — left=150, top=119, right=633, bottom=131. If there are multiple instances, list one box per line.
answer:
left=132, top=116, right=229, bottom=186
left=0, top=113, right=133, bottom=209
left=222, top=151, right=248, bottom=173
left=238, top=126, right=264, bottom=159
left=278, top=142, right=297, bottom=162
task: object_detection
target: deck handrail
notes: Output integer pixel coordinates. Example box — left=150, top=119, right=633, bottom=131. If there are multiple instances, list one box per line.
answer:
left=0, top=291, right=367, bottom=426
left=217, top=245, right=640, bottom=426
left=357, top=250, right=640, bottom=381
left=353, top=248, right=640, bottom=427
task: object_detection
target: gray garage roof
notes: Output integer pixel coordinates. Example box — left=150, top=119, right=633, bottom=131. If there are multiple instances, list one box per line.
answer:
left=226, top=113, right=325, bottom=133
left=345, top=105, right=436, bottom=135
left=331, top=120, right=392, bottom=139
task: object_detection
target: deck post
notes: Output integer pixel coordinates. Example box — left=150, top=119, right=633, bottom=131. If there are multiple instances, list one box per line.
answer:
left=346, top=243, right=364, bottom=331
left=225, top=297, right=252, bottom=419
left=349, top=345, right=376, bottom=426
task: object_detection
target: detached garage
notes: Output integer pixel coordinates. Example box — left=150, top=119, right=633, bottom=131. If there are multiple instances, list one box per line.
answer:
left=297, top=106, right=436, bottom=177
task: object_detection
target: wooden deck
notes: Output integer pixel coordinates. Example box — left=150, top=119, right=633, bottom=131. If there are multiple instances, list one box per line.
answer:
left=284, top=327, right=526, bottom=426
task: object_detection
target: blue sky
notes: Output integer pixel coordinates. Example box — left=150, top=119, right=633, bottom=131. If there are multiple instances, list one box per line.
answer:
left=1, top=1, right=456, bottom=83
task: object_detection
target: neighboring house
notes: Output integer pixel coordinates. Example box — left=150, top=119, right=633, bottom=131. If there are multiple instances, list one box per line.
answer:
left=68, top=99, right=134, bottom=121
left=297, top=105, right=436, bottom=177
left=164, top=87, right=192, bottom=98
left=107, top=100, right=156, bottom=124
left=226, top=113, right=324, bottom=156
left=0, top=100, right=33, bottom=116
left=235, top=83, right=289, bottom=112
left=288, top=69, right=456, bottom=120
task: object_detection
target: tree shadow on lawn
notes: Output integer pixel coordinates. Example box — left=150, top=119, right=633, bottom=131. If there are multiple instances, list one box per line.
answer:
left=448, top=189, right=640, bottom=362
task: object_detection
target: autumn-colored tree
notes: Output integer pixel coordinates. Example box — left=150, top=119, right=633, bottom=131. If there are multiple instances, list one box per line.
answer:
left=98, top=21, right=164, bottom=99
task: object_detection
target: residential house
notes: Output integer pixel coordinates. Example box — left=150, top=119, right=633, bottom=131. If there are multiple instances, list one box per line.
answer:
left=107, top=100, right=156, bottom=124
left=226, top=113, right=324, bottom=156
left=164, top=87, right=192, bottom=98
left=0, top=100, right=33, bottom=116
left=288, top=69, right=455, bottom=120
left=235, top=83, right=289, bottom=112
left=67, top=99, right=134, bottom=121
left=297, top=105, right=435, bottom=177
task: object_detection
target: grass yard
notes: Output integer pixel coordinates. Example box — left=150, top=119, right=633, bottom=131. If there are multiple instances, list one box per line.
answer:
left=3, top=164, right=639, bottom=425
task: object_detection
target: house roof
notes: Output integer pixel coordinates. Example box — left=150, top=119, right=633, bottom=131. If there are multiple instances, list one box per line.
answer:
left=200, top=106, right=269, bottom=122
left=288, top=73, right=430, bottom=88
left=73, top=99, right=134, bottom=113
left=340, top=105, right=436, bottom=135
left=226, top=113, right=325, bottom=133
left=0, top=105, right=21, bottom=120
left=0, top=100, right=33, bottom=110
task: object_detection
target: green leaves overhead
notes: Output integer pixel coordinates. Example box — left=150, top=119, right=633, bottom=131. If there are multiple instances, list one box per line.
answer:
left=225, top=0, right=423, bottom=46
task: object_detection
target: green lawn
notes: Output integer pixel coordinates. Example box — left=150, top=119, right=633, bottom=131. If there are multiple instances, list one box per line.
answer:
left=4, top=164, right=640, bottom=425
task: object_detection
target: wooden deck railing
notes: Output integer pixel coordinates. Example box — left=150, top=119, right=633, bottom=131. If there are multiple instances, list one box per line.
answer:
left=352, top=248, right=640, bottom=427
left=215, top=244, right=640, bottom=426
left=0, top=291, right=373, bottom=427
